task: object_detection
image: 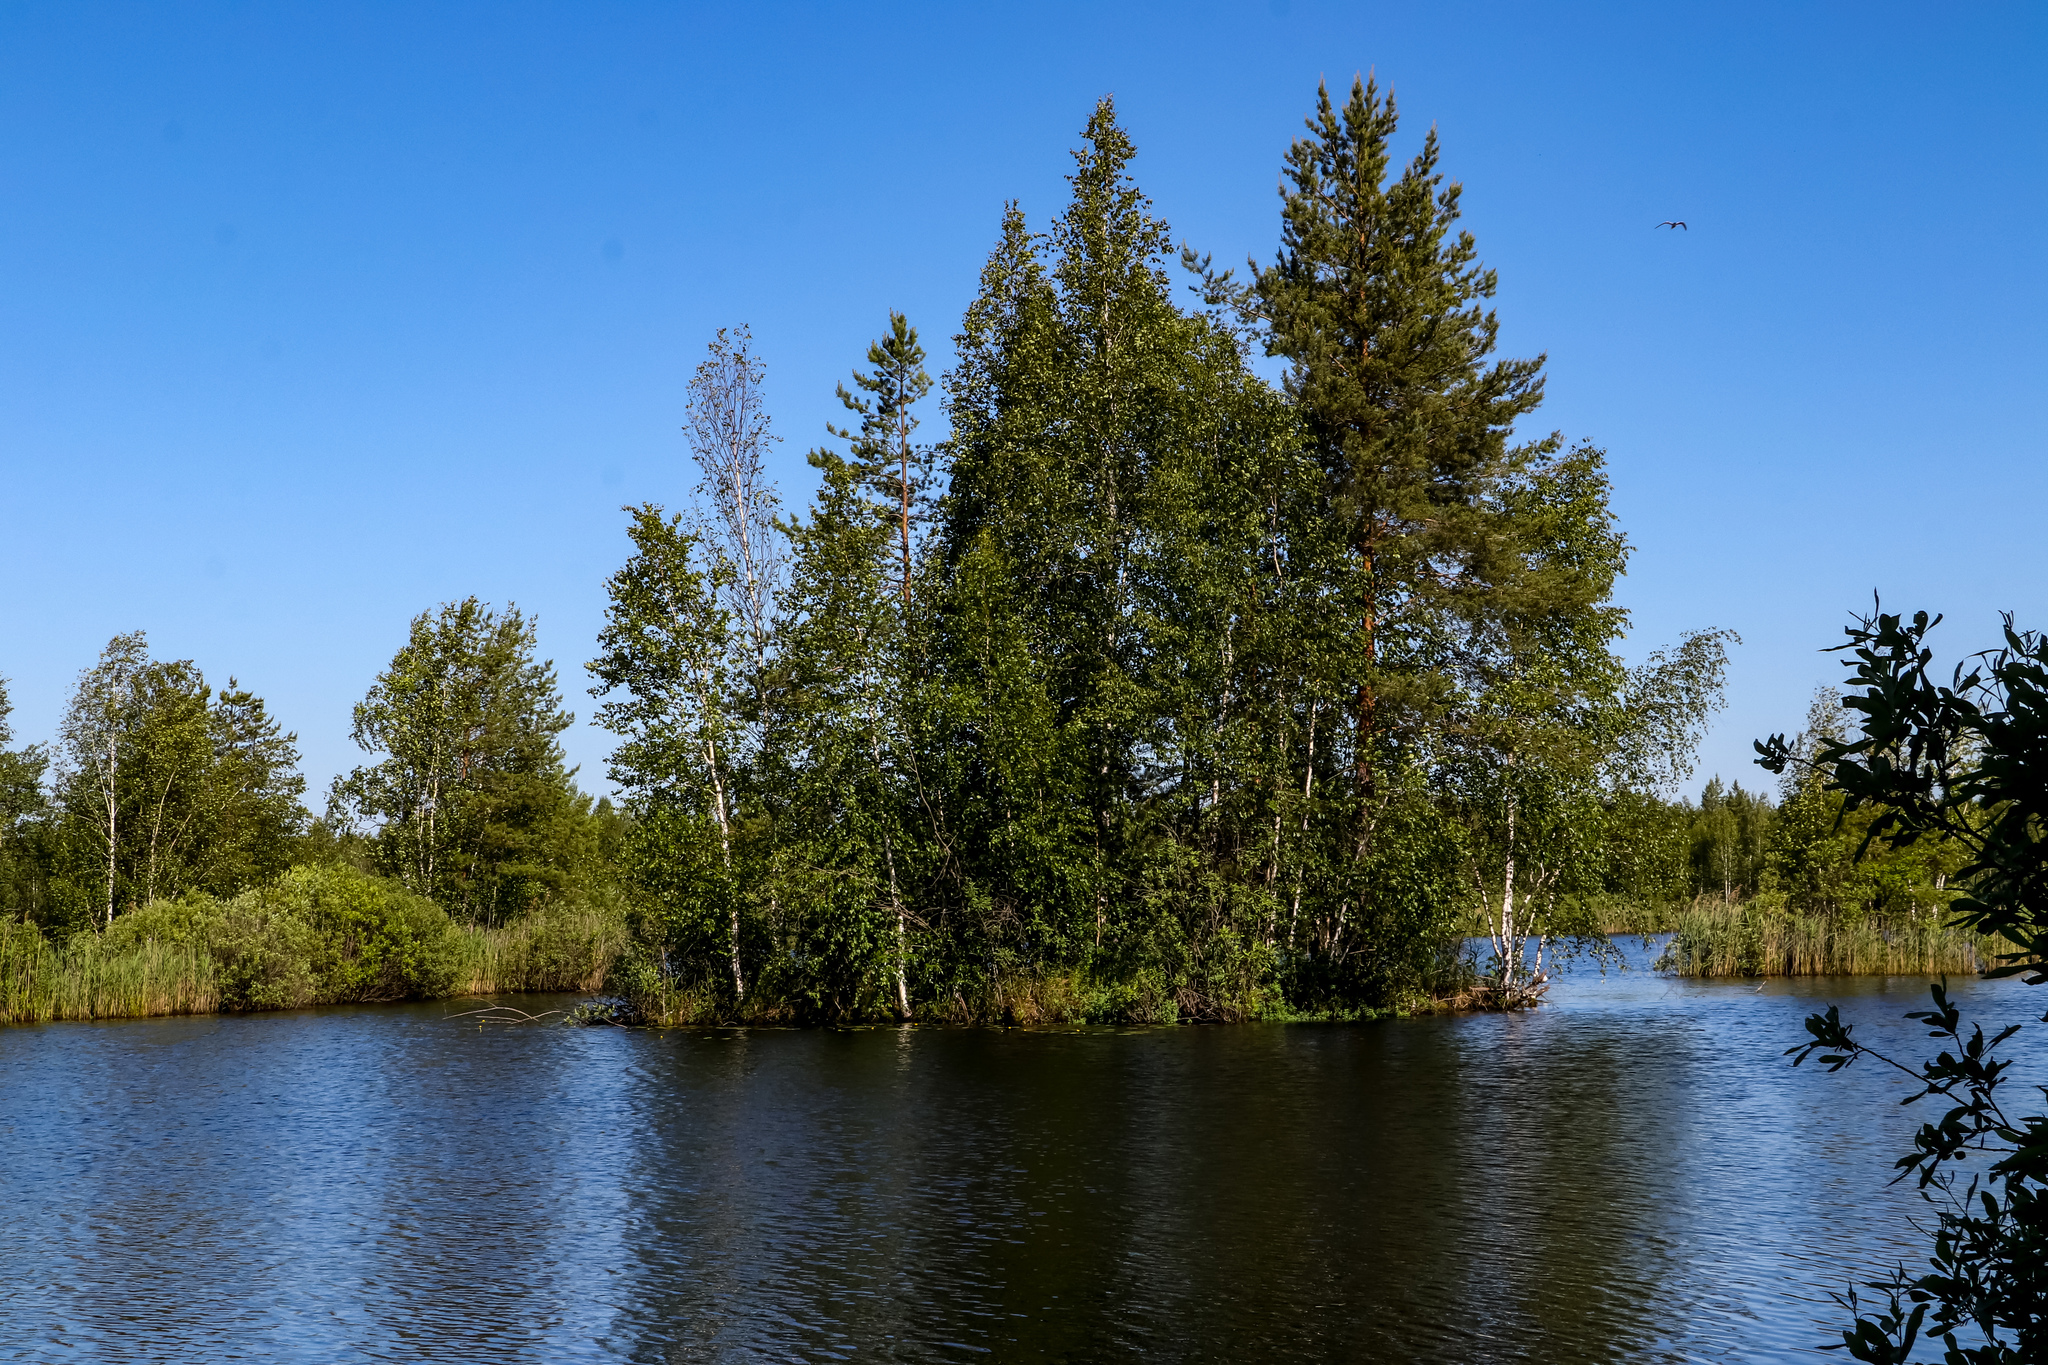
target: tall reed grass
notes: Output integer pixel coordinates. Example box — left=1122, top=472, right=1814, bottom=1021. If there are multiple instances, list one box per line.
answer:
left=0, top=921, right=220, bottom=1024
left=1592, top=898, right=1679, bottom=936
left=2, top=893, right=627, bottom=1026
left=456, top=902, right=628, bottom=995
left=1656, top=901, right=2006, bottom=978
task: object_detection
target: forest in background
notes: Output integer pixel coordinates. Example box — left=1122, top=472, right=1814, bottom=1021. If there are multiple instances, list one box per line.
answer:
left=6, top=81, right=1956, bottom=1024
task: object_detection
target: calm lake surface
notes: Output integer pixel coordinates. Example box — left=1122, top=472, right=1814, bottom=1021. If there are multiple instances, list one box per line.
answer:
left=3, top=938, right=2042, bottom=1363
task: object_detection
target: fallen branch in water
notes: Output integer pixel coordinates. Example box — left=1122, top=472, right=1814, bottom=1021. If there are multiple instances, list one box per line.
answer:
left=443, top=1005, right=564, bottom=1025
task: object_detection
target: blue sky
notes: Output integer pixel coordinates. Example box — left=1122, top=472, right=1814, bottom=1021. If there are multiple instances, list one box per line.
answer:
left=2, top=1, right=2043, bottom=801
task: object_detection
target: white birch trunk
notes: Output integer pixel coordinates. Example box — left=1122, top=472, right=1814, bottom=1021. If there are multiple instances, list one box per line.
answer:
left=101, top=729, right=118, bottom=932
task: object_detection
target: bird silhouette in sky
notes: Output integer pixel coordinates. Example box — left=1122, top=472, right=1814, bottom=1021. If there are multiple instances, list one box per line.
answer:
left=1656, top=220, right=1688, bottom=230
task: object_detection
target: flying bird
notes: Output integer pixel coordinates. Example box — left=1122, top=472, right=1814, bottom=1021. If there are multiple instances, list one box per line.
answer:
left=1656, top=220, right=1688, bottom=230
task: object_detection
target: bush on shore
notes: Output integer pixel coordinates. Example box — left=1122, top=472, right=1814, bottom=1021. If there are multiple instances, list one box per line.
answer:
left=0, top=864, right=627, bottom=1024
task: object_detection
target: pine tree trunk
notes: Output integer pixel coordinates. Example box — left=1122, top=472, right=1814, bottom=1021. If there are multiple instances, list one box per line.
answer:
left=899, top=433, right=914, bottom=607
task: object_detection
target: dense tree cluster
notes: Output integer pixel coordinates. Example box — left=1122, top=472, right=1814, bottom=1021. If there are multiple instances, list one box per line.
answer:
left=0, top=611, right=608, bottom=939
left=590, top=86, right=1726, bottom=1020
left=327, top=597, right=614, bottom=925
left=0, top=637, right=307, bottom=931
left=2, top=81, right=1733, bottom=1020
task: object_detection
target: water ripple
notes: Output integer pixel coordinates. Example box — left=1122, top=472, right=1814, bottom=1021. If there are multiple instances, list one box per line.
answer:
left=2, top=943, right=2039, bottom=1362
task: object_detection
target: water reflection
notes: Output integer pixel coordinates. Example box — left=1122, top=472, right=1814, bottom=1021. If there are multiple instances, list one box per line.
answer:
left=1, top=941, right=2038, bottom=1362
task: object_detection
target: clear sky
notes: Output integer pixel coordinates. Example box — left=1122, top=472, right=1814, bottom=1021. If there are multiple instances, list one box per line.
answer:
left=3, top=1, right=2043, bottom=803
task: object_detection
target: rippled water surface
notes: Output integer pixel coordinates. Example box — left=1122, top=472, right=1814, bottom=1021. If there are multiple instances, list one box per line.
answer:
left=3, top=939, right=2042, bottom=1362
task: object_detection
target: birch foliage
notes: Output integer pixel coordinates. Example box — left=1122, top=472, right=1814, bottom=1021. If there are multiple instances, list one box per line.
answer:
left=53, top=634, right=305, bottom=929
left=331, top=599, right=578, bottom=924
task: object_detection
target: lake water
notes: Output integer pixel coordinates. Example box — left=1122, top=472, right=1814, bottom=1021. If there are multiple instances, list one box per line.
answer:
left=2, top=938, right=2041, bottom=1363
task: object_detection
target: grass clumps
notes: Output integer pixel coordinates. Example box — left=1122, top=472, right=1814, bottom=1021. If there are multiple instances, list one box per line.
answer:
left=1, top=864, right=629, bottom=1024
left=457, top=895, right=628, bottom=995
left=1655, top=895, right=2004, bottom=978
left=1, top=917, right=218, bottom=1022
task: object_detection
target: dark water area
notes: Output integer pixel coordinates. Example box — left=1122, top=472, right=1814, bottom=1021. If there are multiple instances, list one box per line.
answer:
left=3, top=938, right=2043, bottom=1363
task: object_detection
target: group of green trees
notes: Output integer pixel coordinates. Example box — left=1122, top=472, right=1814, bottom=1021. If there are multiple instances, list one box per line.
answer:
left=327, top=598, right=622, bottom=923
left=4, top=80, right=1734, bottom=1020
left=0, top=600, right=616, bottom=945
left=586, top=84, right=1729, bottom=1020
left=0, top=637, right=307, bottom=931
left=1599, top=694, right=1967, bottom=930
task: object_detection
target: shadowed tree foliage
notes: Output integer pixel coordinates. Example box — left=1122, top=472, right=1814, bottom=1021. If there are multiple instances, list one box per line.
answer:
left=0, top=675, right=52, bottom=924
left=930, top=97, right=1315, bottom=1017
left=1767, top=608, right=2048, bottom=1362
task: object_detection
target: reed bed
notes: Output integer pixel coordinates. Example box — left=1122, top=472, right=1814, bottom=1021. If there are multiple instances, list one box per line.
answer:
left=2, top=894, right=628, bottom=1026
left=1, top=923, right=220, bottom=1024
left=1593, top=901, right=1679, bottom=937
left=456, top=902, right=629, bottom=995
left=1656, top=902, right=2006, bottom=978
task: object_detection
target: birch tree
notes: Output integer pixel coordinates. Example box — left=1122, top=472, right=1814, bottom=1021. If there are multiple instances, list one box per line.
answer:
left=123, top=659, right=213, bottom=907
left=1442, top=441, right=1730, bottom=1000
left=52, top=636, right=306, bottom=927
left=590, top=507, right=750, bottom=1000
left=57, top=633, right=148, bottom=930
left=685, top=326, right=784, bottom=679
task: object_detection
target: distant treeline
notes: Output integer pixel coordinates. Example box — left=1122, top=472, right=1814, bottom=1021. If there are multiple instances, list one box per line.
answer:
left=3, top=84, right=1752, bottom=1022
left=1601, top=703, right=1964, bottom=930
left=1612, top=691, right=1989, bottom=978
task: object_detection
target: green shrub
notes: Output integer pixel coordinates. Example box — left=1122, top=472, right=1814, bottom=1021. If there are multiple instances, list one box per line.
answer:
left=102, top=893, right=226, bottom=951
left=4, top=864, right=618, bottom=1022
left=248, top=864, right=462, bottom=1003
left=210, top=900, right=321, bottom=1011
left=104, top=865, right=464, bottom=1010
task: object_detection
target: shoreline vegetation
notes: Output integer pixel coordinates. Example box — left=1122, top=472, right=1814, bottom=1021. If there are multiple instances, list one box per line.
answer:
left=1653, top=900, right=2007, bottom=979
left=0, top=864, right=626, bottom=1026
left=0, top=861, right=1459, bottom=1027
left=4, top=877, right=2010, bottom=1029
left=0, top=84, right=1993, bottom=1029
left=1593, top=898, right=2007, bottom=979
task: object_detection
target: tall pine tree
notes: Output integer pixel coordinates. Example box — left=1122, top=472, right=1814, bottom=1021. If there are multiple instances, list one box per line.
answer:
left=1239, top=77, right=1552, bottom=844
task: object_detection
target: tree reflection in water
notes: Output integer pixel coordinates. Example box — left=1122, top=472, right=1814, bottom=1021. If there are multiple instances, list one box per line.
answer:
left=2, top=940, right=2037, bottom=1362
